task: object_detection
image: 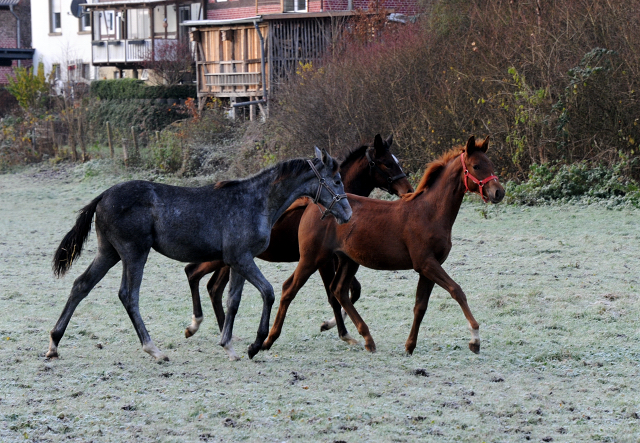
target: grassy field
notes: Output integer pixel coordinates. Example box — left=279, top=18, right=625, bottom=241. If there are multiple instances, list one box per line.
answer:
left=0, top=162, right=638, bottom=442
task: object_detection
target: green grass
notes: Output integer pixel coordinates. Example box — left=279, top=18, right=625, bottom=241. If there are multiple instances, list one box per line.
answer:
left=0, top=164, right=638, bottom=442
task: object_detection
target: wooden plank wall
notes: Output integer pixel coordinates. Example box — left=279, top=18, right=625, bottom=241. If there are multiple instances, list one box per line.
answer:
left=198, top=23, right=269, bottom=96
left=267, top=18, right=333, bottom=91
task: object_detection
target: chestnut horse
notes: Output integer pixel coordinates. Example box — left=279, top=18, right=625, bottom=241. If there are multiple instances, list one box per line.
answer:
left=262, top=136, right=504, bottom=356
left=182, top=134, right=414, bottom=341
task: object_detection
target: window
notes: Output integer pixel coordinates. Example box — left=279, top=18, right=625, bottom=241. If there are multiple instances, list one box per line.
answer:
left=81, top=63, right=91, bottom=80
left=283, top=0, right=307, bottom=12
left=80, top=7, right=91, bottom=32
left=52, top=64, right=61, bottom=80
left=50, top=0, right=61, bottom=33
left=128, top=9, right=151, bottom=39
left=153, top=6, right=177, bottom=38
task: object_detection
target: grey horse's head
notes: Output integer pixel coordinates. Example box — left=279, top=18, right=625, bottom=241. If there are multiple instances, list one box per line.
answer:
left=312, top=147, right=352, bottom=224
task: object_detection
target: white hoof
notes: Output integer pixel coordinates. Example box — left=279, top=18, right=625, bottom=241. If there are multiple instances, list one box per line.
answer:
left=340, top=333, right=360, bottom=345
left=46, top=337, right=59, bottom=359
left=223, top=343, right=241, bottom=361
left=185, top=315, right=203, bottom=337
left=143, top=342, right=169, bottom=361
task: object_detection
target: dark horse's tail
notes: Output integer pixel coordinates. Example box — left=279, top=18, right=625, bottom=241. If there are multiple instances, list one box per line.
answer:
left=52, top=194, right=104, bottom=278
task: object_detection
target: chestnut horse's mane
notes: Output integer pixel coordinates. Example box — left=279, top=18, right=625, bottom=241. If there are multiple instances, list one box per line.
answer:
left=401, top=146, right=465, bottom=201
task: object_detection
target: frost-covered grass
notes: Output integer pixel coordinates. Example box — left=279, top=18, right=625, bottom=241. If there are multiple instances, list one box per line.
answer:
left=0, top=164, right=639, bottom=442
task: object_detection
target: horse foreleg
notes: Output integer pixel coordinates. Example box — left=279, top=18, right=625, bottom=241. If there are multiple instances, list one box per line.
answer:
left=320, top=275, right=361, bottom=333
left=405, top=275, right=435, bottom=355
left=219, top=268, right=245, bottom=361
left=319, top=262, right=357, bottom=344
left=228, top=258, right=275, bottom=359
left=262, top=260, right=317, bottom=351
left=184, top=262, right=208, bottom=338
left=421, top=260, right=481, bottom=354
left=207, top=265, right=230, bottom=333
left=330, top=258, right=375, bottom=352
left=47, top=246, right=120, bottom=359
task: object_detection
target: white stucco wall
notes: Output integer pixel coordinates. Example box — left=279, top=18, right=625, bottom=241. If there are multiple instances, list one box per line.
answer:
left=31, top=0, right=96, bottom=84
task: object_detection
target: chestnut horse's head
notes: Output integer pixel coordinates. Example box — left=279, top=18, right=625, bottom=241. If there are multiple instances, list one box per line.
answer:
left=366, top=134, right=414, bottom=196
left=461, top=136, right=504, bottom=204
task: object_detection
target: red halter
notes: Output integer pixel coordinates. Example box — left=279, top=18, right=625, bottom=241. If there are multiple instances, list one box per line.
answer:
left=460, top=152, right=499, bottom=203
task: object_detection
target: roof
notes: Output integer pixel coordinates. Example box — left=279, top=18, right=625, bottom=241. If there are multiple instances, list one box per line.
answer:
left=82, top=0, right=191, bottom=8
left=0, top=0, right=21, bottom=6
left=183, top=11, right=359, bottom=28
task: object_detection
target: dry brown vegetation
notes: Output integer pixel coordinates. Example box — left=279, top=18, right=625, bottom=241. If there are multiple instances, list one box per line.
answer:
left=268, top=0, right=640, bottom=180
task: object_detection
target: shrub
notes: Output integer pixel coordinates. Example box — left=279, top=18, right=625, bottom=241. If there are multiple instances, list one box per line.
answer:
left=90, top=80, right=196, bottom=100
left=505, top=162, right=640, bottom=207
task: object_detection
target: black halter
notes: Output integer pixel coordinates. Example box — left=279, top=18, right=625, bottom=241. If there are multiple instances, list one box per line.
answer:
left=307, top=159, right=347, bottom=220
left=365, top=148, right=407, bottom=193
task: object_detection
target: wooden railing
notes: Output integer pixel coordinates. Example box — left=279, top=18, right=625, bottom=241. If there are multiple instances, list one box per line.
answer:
left=205, top=72, right=262, bottom=87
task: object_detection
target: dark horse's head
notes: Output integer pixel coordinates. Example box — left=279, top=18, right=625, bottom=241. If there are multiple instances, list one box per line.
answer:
left=312, top=147, right=353, bottom=224
left=461, top=136, right=505, bottom=204
left=366, top=134, right=414, bottom=196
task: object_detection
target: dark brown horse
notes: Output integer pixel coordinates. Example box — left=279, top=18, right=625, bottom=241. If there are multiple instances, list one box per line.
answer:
left=262, top=136, right=504, bottom=356
left=182, top=134, right=414, bottom=342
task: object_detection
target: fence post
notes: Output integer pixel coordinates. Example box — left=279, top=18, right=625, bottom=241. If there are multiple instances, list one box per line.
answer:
left=106, top=121, right=114, bottom=158
left=131, top=126, right=139, bottom=159
left=122, top=138, right=129, bottom=168
left=155, top=131, right=160, bottom=143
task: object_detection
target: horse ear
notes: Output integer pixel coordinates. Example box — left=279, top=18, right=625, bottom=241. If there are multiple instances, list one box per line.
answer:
left=465, top=136, right=477, bottom=154
left=314, top=146, right=323, bottom=161
left=373, top=134, right=386, bottom=156
left=480, top=135, right=490, bottom=153
left=385, top=133, right=394, bottom=148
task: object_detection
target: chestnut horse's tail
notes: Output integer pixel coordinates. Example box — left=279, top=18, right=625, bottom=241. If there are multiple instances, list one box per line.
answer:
left=52, top=193, right=104, bottom=278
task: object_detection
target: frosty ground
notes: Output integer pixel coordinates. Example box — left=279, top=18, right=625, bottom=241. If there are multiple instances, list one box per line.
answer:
left=0, top=163, right=638, bottom=442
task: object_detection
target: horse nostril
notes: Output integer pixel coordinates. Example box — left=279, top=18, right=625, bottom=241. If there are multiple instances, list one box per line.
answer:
left=495, top=189, right=504, bottom=201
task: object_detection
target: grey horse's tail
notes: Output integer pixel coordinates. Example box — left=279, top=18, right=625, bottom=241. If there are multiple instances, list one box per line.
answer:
left=52, top=193, right=104, bottom=278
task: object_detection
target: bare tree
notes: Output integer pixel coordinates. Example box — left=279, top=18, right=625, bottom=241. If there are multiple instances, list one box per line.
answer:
left=142, top=40, right=194, bottom=86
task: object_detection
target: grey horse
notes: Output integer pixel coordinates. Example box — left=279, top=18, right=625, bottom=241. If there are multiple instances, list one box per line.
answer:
left=49, top=148, right=352, bottom=361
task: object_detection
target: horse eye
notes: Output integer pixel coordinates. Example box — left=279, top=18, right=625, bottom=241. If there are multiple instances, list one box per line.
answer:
left=473, top=165, right=480, bottom=170
left=334, top=179, right=341, bottom=186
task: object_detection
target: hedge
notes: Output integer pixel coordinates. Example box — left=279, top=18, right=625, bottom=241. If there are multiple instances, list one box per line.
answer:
left=90, top=79, right=197, bottom=100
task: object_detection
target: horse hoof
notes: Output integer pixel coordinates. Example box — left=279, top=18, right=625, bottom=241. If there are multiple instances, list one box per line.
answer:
left=185, top=328, right=194, bottom=338
left=261, top=340, right=272, bottom=351
left=45, top=350, right=59, bottom=359
left=469, top=342, right=480, bottom=354
left=365, top=342, right=377, bottom=353
left=247, top=343, right=261, bottom=359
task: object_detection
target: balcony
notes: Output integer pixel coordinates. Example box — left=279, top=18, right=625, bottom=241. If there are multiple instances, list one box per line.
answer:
left=91, top=38, right=176, bottom=65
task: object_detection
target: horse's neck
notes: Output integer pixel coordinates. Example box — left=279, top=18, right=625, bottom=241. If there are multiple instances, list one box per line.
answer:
left=341, top=157, right=374, bottom=197
left=266, top=171, right=313, bottom=227
left=420, top=161, right=466, bottom=229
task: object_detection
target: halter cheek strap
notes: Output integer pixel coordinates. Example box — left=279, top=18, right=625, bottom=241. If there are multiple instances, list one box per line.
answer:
left=460, top=152, right=498, bottom=203
left=307, top=159, right=347, bottom=220
left=365, top=149, right=407, bottom=193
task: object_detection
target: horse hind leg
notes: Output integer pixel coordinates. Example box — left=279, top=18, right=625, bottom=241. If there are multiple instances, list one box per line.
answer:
left=118, top=252, right=167, bottom=360
left=47, top=246, right=120, bottom=359
left=318, top=262, right=357, bottom=345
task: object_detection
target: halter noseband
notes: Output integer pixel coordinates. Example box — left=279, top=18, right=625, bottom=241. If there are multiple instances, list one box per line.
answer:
left=307, top=159, right=347, bottom=220
left=459, top=152, right=499, bottom=203
left=365, top=148, right=407, bottom=193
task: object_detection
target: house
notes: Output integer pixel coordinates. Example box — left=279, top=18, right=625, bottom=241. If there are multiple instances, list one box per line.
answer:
left=32, top=0, right=95, bottom=90
left=185, top=0, right=419, bottom=117
left=0, top=0, right=33, bottom=84
left=83, top=0, right=204, bottom=80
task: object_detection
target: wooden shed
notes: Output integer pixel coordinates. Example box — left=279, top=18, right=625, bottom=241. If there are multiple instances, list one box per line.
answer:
left=186, top=11, right=354, bottom=116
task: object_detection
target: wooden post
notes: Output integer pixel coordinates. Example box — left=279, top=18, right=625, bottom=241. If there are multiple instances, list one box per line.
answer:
left=106, top=121, right=114, bottom=158
left=78, top=119, right=87, bottom=162
left=122, top=138, right=129, bottom=167
left=131, top=126, right=139, bottom=158
left=155, top=131, right=160, bottom=143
